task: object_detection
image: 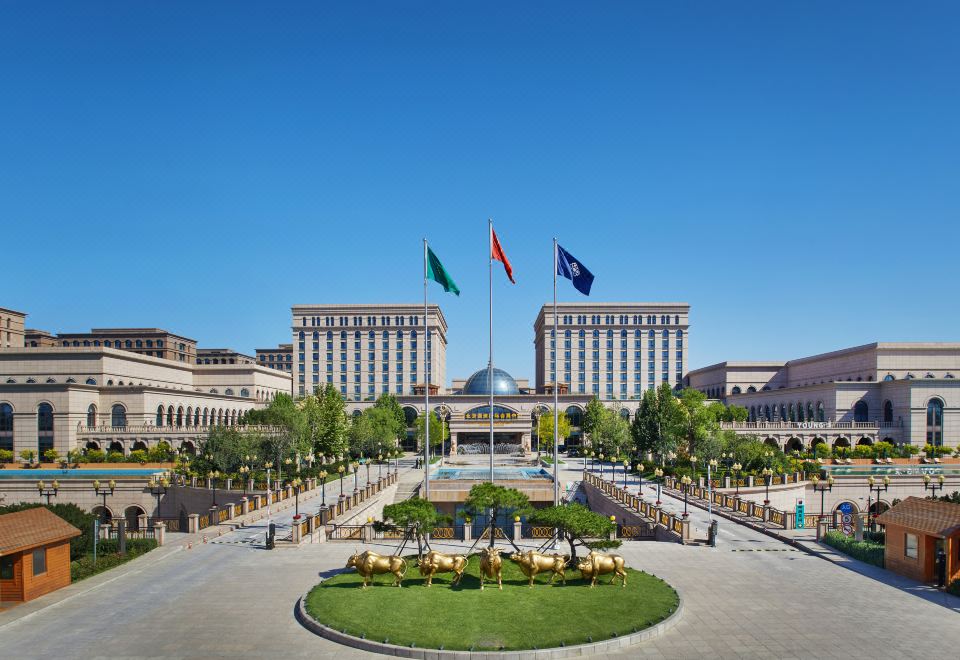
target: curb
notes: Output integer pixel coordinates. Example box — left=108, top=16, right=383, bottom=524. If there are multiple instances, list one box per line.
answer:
left=296, top=585, right=683, bottom=658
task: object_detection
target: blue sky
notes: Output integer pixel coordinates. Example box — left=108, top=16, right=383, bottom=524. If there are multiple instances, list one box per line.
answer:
left=2, top=2, right=958, bottom=384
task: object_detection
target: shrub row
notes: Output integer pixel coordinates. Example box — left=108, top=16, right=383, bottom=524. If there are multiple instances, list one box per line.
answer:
left=822, top=531, right=885, bottom=568
left=71, top=538, right=159, bottom=582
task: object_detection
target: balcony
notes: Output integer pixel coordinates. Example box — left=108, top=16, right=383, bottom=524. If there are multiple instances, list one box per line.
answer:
left=719, top=421, right=902, bottom=431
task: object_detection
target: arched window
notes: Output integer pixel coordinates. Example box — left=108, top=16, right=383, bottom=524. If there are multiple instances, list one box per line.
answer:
left=853, top=401, right=868, bottom=423
left=156, top=405, right=164, bottom=426
left=565, top=406, right=583, bottom=427
left=0, top=403, right=13, bottom=452
left=926, top=398, right=944, bottom=446
left=763, top=404, right=771, bottom=421
left=38, top=403, right=54, bottom=432
left=883, top=400, right=893, bottom=424
left=816, top=401, right=825, bottom=422
left=176, top=407, right=184, bottom=427
left=731, top=386, right=742, bottom=395
left=796, top=402, right=804, bottom=422
left=202, top=408, right=209, bottom=426
left=747, top=386, right=757, bottom=393
left=806, top=402, right=813, bottom=421
left=883, top=374, right=895, bottom=381
left=111, top=404, right=127, bottom=428
left=788, top=403, right=795, bottom=422
left=619, top=408, right=630, bottom=422
left=749, top=406, right=756, bottom=422
left=186, top=407, right=193, bottom=426
left=402, top=406, right=418, bottom=427
left=86, top=405, right=97, bottom=427
left=166, top=406, right=174, bottom=426
left=194, top=408, right=200, bottom=426
left=225, top=388, right=234, bottom=396
left=661, top=329, right=669, bottom=338
left=84, top=378, right=97, bottom=385
left=240, top=388, right=249, bottom=398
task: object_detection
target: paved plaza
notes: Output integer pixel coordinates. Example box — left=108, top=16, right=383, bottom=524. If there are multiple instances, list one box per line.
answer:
left=1, top=459, right=958, bottom=659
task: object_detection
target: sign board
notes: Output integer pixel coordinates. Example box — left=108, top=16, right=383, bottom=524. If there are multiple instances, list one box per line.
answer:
left=796, top=498, right=805, bottom=528
left=838, top=502, right=853, bottom=536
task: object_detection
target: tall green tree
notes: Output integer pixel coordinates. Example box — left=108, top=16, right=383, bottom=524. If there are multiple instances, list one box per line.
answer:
left=373, top=393, right=406, bottom=444
left=677, top=388, right=718, bottom=455
left=582, top=396, right=606, bottom=446
left=313, top=383, right=350, bottom=458
left=537, top=409, right=571, bottom=455
left=349, top=406, right=402, bottom=457
left=461, top=482, right=531, bottom=547
left=414, top=412, right=447, bottom=451
left=631, top=383, right=683, bottom=460
left=594, top=405, right=631, bottom=458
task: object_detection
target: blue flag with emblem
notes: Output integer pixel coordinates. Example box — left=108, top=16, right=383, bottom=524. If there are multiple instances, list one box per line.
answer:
left=556, top=244, right=594, bottom=296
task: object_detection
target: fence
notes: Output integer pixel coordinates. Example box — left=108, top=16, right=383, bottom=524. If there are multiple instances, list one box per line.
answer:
left=327, top=525, right=365, bottom=541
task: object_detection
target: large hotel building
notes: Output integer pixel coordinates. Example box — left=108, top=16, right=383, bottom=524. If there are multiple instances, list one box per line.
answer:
left=533, top=302, right=689, bottom=396
left=2, top=299, right=958, bottom=457
left=290, top=304, right=447, bottom=400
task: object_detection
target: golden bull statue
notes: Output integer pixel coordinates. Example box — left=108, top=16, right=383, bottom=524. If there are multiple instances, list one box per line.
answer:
left=345, top=550, right=407, bottom=588
left=416, top=550, right=469, bottom=587
left=576, top=550, right=627, bottom=587
left=479, top=546, right=503, bottom=591
left=509, top=550, right=568, bottom=587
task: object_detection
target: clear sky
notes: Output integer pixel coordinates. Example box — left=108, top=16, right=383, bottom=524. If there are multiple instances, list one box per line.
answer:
left=2, top=2, right=958, bottom=384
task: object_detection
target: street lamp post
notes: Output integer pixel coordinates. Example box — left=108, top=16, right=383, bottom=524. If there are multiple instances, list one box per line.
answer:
left=37, top=480, right=59, bottom=505
left=680, top=475, right=692, bottom=518
left=148, top=477, right=169, bottom=517
left=290, top=478, right=302, bottom=520
left=598, top=453, right=604, bottom=480
left=867, top=476, right=890, bottom=530
left=622, top=460, right=629, bottom=488
left=653, top=467, right=663, bottom=505
left=353, top=461, right=360, bottom=494
left=732, top=462, right=742, bottom=497
left=208, top=471, right=220, bottom=507
left=318, top=470, right=328, bottom=507
left=377, top=453, right=383, bottom=481
left=690, top=455, right=698, bottom=480
left=92, top=479, right=116, bottom=523
left=636, top=462, right=644, bottom=495
left=338, top=464, right=346, bottom=500
left=810, top=474, right=834, bottom=517
left=924, top=474, right=945, bottom=498
left=761, top=467, right=773, bottom=505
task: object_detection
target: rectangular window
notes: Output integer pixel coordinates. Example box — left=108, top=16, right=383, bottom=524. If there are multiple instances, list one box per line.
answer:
left=33, top=547, right=47, bottom=575
left=0, top=555, right=13, bottom=580
left=905, top=533, right=918, bottom=559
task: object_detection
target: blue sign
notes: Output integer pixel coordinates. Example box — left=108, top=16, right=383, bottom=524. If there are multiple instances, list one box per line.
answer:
left=796, top=499, right=805, bottom=527
left=838, top=502, right=852, bottom=515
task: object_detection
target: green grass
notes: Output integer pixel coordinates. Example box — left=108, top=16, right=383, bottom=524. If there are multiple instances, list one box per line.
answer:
left=305, top=553, right=678, bottom=651
left=70, top=539, right=158, bottom=582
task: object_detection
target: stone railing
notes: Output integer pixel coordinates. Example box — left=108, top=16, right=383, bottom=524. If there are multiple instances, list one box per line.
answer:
left=581, top=472, right=691, bottom=543
left=719, top=420, right=902, bottom=430
left=77, top=423, right=284, bottom=435
left=662, top=476, right=800, bottom=530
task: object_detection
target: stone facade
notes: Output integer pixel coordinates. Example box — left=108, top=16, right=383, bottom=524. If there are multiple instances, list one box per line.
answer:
left=0, top=308, right=26, bottom=349
left=0, top=347, right=291, bottom=455
left=688, top=343, right=960, bottom=450
left=291, top=303, right=447, bottom=400
left=255, top=343, right=293, bottom=381
left=533, top=302, right=690, bottom=398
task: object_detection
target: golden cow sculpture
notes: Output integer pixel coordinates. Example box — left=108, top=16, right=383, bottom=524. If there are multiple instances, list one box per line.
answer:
left=479, top=546, right=504, bottom=591
left=576, top=550, right=627, bottom=587
left=417, top=550, right=469, bottom=587
left=345, top=550, right=407, bottom=588
left=509, top=550, right=568, bottom=587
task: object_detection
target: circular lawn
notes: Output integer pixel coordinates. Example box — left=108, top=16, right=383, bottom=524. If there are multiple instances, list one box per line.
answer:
left=303, top=552, right=679, bottom=652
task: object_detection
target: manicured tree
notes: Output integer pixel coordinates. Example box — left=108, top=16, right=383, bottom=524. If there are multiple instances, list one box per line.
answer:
left=677, top=388, right=717, bottom=455
left=373, top=393, right=406, bottom=446
left=461, top=482, right=531, bottom=548
left=528, top=503, right=618, bottom=564
left=380, top=498, right=451, bottom=558
left=631, top=384, right=683, bottom=461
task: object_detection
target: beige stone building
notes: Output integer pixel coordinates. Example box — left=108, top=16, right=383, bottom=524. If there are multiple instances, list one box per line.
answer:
left=196, top=348, right=256, bottom=365
left=686, top=343, right=960, bottom=451
left=255, top=343, right=293, bottom=381
left=0, top=308, right=26, bottom=349
left=291, top=304, right=447, bottom=400
left=23, top=329, right=56, bottom=348
left=47, top=328, right=197, bottom=363
left=533, top=302, right=690, bottom=398
left=0, top=347, right=291, bottom=457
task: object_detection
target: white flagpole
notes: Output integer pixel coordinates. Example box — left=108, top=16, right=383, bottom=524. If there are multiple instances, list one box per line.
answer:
left=553, top=239, right=560, bottom=508
left=423, top=238, right=430, bottom=501
left=488, top=219, right=494, bottom=482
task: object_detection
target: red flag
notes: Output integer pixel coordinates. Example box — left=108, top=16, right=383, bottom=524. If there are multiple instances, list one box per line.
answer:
left=490, top=225, right=515, bottom=284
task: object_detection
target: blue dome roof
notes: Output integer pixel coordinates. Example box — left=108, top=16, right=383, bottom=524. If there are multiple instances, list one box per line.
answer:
left=463, top=366, right=520, bottom=396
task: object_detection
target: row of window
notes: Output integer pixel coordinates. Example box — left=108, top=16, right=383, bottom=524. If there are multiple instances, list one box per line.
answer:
left=551, top=328, right=684, bottom=339
left=61, top=338, right=166, bottom=349
left=301, top=315, right=421, bottom=327
left=299, top=330, right=429, bottom=340
left=153, top=404, right=242, bottom=428
left=558, top=314, right=683, bottom=325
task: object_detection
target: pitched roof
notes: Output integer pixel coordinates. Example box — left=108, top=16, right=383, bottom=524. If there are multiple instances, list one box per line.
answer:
left=875, top=496, right=960, bottom=537
left=0, top=508, right=82, bottom=555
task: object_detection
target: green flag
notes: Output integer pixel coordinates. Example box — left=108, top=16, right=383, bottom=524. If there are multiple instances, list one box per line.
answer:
left=426, top=246, right=460, bottom=296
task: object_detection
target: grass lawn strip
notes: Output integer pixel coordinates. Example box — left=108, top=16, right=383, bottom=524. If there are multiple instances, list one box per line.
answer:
left=305, top=553, right=678, bottom=651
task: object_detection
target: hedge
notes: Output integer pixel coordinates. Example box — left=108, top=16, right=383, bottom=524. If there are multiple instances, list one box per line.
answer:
left=822, top=530, right=885, bottom=568
left=71, top=538, right=158, bottom=582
